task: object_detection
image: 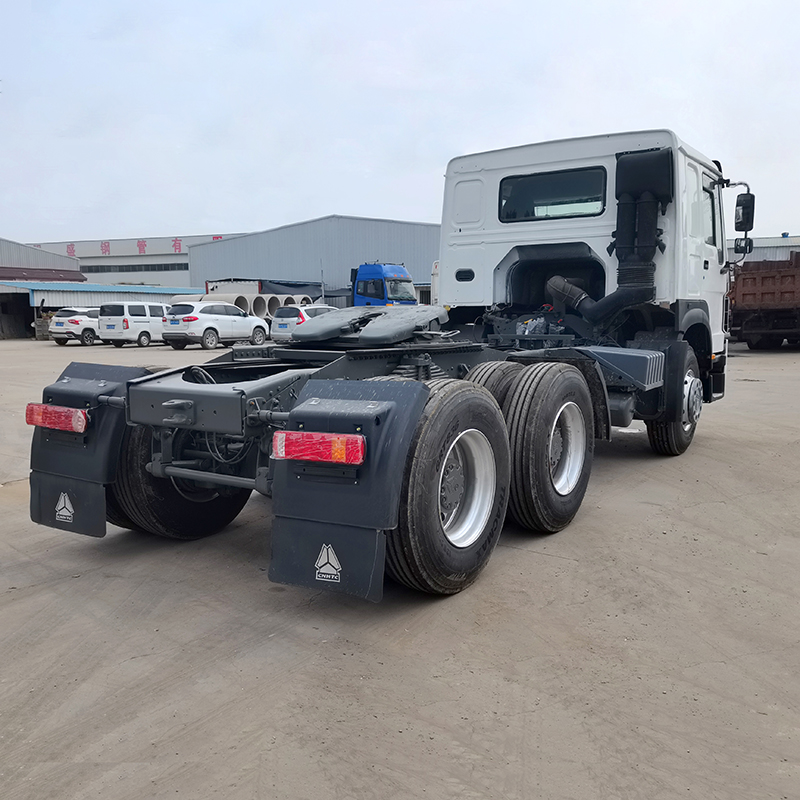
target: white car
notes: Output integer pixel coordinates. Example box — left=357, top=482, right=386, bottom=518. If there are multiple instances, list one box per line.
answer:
left=99, top=302, right=168, bottom=347
left=163, top=301, right=270, bottom=350
left=271, top=304, right=338, bottom=342
left=48, top=307, right=100, bottom=346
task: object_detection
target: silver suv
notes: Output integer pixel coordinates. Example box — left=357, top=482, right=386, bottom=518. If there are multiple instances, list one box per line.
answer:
left=163, top=301, right=270, bottom=350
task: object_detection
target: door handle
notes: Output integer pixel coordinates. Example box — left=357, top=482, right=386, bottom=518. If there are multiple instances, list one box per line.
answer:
left=703, top=260, right=709, bottom=270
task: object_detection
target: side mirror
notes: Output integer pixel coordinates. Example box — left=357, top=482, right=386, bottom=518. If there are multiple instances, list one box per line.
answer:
left=734, top=237, right=754, bottom=255
left=735, top=192, right=755, bottom=232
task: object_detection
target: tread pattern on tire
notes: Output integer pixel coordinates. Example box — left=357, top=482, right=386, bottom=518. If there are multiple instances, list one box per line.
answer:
left=502, top=363, right=594, bottom=532
left=645, top=348, right=700, bottom=457
left=385, top=378, right=510, bottom=595
left=109, top=425, right=251, bottom=539
left=464, top=361, right=524, bottom=408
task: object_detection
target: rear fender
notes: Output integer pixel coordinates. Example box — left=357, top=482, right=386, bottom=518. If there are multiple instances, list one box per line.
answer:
left=270, top=378, right=430, bottom=600
left=29, top=362, right=151, bottom=536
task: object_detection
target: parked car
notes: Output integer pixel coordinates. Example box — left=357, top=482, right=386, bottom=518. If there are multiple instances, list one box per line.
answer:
left=271, top=304, right=337, bottom=342
left=48, top=307, right=100, bottom=346
left=98, top=302, right=169, bottom=347
left=162, top=301, right=270, bottom=350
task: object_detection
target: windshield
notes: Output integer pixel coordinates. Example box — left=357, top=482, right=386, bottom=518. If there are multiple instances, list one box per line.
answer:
left=386, top=279, right=416, bottom=301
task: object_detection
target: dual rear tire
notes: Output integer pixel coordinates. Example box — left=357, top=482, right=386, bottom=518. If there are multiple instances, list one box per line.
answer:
left=388, top=363, right=595, bottom=594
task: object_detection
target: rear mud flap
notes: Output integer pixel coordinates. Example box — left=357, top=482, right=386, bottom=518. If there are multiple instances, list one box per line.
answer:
left=30, top=471, right=107, bottom=538
left=269, top=517, right=386, bottom=602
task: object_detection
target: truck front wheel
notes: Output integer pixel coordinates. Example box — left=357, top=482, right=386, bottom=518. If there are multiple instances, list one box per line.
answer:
left=646, top=348, right=702, bottom=456
left=108, top=425, right=251, bottom=539
left=387, top=380, right=511, bottom=595
left=503, top=363, right=594, bottom=532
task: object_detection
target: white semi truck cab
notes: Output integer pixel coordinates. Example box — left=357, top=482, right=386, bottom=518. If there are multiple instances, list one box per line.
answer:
left=437, top=130, right=754, bottom=402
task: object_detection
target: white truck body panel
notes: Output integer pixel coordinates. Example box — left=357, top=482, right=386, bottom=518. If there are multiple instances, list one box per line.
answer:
left=438, top=130, right=728, bottom=351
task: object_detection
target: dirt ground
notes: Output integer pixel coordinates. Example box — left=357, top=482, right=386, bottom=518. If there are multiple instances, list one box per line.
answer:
left=0, top=338, right=798, bottom=800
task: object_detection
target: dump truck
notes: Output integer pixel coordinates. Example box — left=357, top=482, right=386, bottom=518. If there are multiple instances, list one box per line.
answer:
left=27, top=130, right=754, bottom=601
left=729, top=253, right=800, bottom=349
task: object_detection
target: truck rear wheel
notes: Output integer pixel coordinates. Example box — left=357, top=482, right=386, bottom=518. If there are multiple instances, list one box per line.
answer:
left=503, top=363, right=594, bottom=532
left=646, top=348, right=701, bottom=456
left=464, top=361, right=524, bottom=406
left=109, top=425, right=251, bottom=539
left=387, top=379, right=510, bottom=595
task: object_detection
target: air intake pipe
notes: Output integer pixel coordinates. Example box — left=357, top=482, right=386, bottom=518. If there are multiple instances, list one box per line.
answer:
left=547, top=147, right=674, bottom=327
left=546, top=276, right=654, bottom=325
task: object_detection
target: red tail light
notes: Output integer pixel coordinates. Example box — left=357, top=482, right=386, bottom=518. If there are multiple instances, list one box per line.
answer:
left=162, top=317, right=167, bottom=322
left=123, top=318, right=129, bottom=330
left=182, top=316, right=199, bottom=322
left=67, top=318, right=80, bottom=325
left=295, top=315, right=305, bottom=325
left=26, top=403, right=89, bottom=433
left=272, top=431, right=366, bottom=465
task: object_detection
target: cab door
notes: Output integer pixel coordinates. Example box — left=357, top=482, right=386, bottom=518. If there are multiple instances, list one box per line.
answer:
left=685, top=164, right=727, bottom=352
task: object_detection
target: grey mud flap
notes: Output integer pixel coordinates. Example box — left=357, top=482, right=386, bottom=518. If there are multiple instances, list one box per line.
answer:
left=269, top=519, right=386, bottom=602
left=269, top=378, right=429, bottom=602
left=30, top=472, right=107, bottom=537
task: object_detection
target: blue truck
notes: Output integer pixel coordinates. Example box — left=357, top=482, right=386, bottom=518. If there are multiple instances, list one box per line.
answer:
left=351, top=263, right=417, bottom=306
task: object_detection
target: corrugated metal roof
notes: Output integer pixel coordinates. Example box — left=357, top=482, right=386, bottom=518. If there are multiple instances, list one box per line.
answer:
left=0, top=281, right=203, bottom=293
left=0, top=267, right=87, bottom=281
left=0, top=281, right=205, bottom=308
left=0, top=238, right=80, bottom=271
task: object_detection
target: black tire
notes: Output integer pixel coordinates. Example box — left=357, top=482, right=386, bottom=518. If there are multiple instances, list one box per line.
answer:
left=105, top=486, right=135, bottom=529
left=502, top=363, right=594, bottom=532
left=112, top=341, right=125, bottom=348
left=80, top=329, right=96, bottom=346
left=386, top=379, right=511, bottom=595
left=54, top=339, right=68, bottom=346
left=250, top=327, right=267, bottom=345
left=646, top=348, right=702, bottom=456
left=169, top=341, right=187, bottom=350
left=464, top=361, right=525, bottom=407
left=137, top=331, right=151, bottom=347
left=109, top=425, right=251, bottom=539
left=201, top=328, right=219, bottom=350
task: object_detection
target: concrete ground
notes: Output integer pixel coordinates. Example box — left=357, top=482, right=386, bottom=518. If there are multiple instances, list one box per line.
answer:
left=0, top=338, right=797, bottom=800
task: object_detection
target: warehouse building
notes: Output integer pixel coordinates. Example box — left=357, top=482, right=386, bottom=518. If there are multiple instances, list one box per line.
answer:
left=188, top=215, right=441, bottom=296
left=0, top=237, right=85, bottom=338
left=726, top=233, right=800, bottom=262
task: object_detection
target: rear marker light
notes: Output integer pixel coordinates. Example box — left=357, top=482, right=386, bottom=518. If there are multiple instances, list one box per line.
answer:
left=67, top=318, right=80, bottom=325
left=123, top=318, right=129, bottom=330
left=182, top=316, right=199, bottom=322
left=26, top=403, right=89, bottom=433
left=272, top=431, right=366, bottom=465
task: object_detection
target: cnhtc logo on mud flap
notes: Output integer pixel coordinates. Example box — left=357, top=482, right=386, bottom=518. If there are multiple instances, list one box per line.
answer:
left=315, top=544, right=342, bottom=583
left=55, top=492, right=74, bottom=523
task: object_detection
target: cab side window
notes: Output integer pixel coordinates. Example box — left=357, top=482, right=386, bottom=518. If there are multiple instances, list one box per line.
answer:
left=357, top=279, right=384, bottom=299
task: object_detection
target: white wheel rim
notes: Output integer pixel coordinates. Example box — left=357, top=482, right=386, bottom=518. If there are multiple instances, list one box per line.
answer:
left=548, top=401, right=586, bottom=496
left=438, top=428, right=496, bottom=548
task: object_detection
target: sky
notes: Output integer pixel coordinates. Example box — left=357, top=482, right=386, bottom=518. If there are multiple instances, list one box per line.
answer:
left=1, top=0, right=798, bottom=243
